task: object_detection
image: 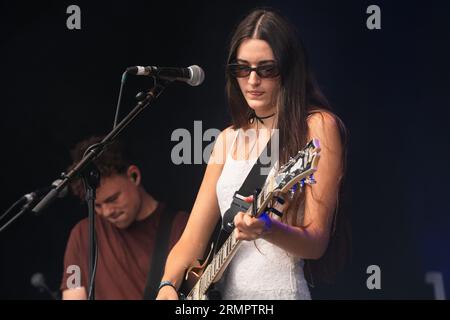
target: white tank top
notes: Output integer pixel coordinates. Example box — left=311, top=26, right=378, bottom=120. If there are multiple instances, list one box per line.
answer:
left=215, top=129, right=311, bottom=300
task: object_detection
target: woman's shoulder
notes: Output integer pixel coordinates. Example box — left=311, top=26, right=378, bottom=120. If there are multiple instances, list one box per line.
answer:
left=216, top=125, right=238, bottom=145
left=306, top=108, right=347, bottom=148
left=221, top=125, right=237, bottom=135
left=307, top=108, right=344, bottom=132
left=308, top=108, right=336, bottom=121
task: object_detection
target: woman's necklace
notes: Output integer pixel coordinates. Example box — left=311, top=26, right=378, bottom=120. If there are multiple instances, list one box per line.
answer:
left=249, top=112, right=276, bottom=124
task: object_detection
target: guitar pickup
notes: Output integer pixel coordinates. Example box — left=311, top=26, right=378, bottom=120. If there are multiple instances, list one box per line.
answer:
left=274, top=196, right=285, bottom=205
left=267, top=207, right=283, bottom=218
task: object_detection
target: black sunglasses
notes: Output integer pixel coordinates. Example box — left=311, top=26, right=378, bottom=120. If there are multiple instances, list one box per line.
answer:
left=227, top=63, right=280, bottom=78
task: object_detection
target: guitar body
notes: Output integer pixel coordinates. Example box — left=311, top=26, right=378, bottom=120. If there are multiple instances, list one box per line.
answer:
left=179, top=264, right=205, bottom=300
left=179, top=244, right=223, bottom=300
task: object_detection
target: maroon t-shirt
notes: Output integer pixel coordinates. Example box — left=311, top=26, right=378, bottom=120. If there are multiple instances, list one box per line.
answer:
left=60, top=202, right=188, bottom=299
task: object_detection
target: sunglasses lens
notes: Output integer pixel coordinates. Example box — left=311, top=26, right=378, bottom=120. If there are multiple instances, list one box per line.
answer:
left=257, top=64, right=279, bottom=78
left=228, top=63, right=279, bottom=78
left=228, top=65, right=250, bottom=78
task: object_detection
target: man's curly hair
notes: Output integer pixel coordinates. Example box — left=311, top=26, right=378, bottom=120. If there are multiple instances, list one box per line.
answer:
left=68, top=136, right=133, bottom=199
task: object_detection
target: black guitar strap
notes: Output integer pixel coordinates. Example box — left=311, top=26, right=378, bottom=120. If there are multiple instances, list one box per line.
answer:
left=216, top=138, right=273, bottom=250
left=143, top=206, right=176, bottom=300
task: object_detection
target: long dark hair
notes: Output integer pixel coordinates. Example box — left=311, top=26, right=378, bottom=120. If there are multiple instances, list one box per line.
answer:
left=225, top=8, right=350, bottom=283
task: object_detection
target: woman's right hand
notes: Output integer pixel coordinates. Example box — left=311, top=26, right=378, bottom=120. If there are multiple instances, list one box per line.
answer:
left=155, top=285, right=179, bottom=300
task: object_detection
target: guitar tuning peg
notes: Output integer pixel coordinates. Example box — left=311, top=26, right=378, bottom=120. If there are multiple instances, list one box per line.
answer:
left=300, top=178, right=306, bottom=188
left=307, top=174, right=316, bottom=185
left=289, top=183, right=298, bottom=199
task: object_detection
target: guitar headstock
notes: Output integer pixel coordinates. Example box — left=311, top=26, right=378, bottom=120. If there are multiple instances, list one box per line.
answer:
left=251, top=139, right=321, bottom=218
left=259, top=138, right=320, bottom=201
left=274, top=138, right=321, bottom=194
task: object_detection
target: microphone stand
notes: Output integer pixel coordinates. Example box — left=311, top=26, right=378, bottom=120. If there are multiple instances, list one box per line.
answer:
left=31, top=78, right=172, bottom=300
left=82, top=163, right=100, bottom=300
left=0, top=199, right=33, bottom=233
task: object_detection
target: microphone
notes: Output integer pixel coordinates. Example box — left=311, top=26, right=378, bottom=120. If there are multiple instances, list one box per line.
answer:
left=31, top=273, right=59, bottom=300
left=22, top=179, right=68, bottom=206
left=126, top=65, right=205, bottom=86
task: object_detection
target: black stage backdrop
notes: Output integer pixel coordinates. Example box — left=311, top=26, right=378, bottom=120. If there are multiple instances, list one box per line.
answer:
left=0, top=0, right=449, bottom=299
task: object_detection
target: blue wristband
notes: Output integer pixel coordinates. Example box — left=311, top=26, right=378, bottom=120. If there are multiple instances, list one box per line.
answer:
left=158, top=280, right=177, bottom=291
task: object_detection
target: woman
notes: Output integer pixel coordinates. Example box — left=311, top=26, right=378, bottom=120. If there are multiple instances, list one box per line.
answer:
left=157, top=8, right=347, bottom=300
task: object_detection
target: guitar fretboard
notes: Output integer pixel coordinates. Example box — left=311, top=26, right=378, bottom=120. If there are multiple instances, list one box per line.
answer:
left=186, top=225, right=241, bottom=299
left=186, top=186, right=273, bottom=299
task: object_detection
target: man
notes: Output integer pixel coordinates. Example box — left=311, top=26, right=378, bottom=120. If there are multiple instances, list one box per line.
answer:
left=60, top=136, right=188, bottom=299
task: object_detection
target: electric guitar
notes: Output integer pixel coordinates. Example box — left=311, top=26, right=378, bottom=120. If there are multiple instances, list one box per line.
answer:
left=180, top=139, right=321, bottom=300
